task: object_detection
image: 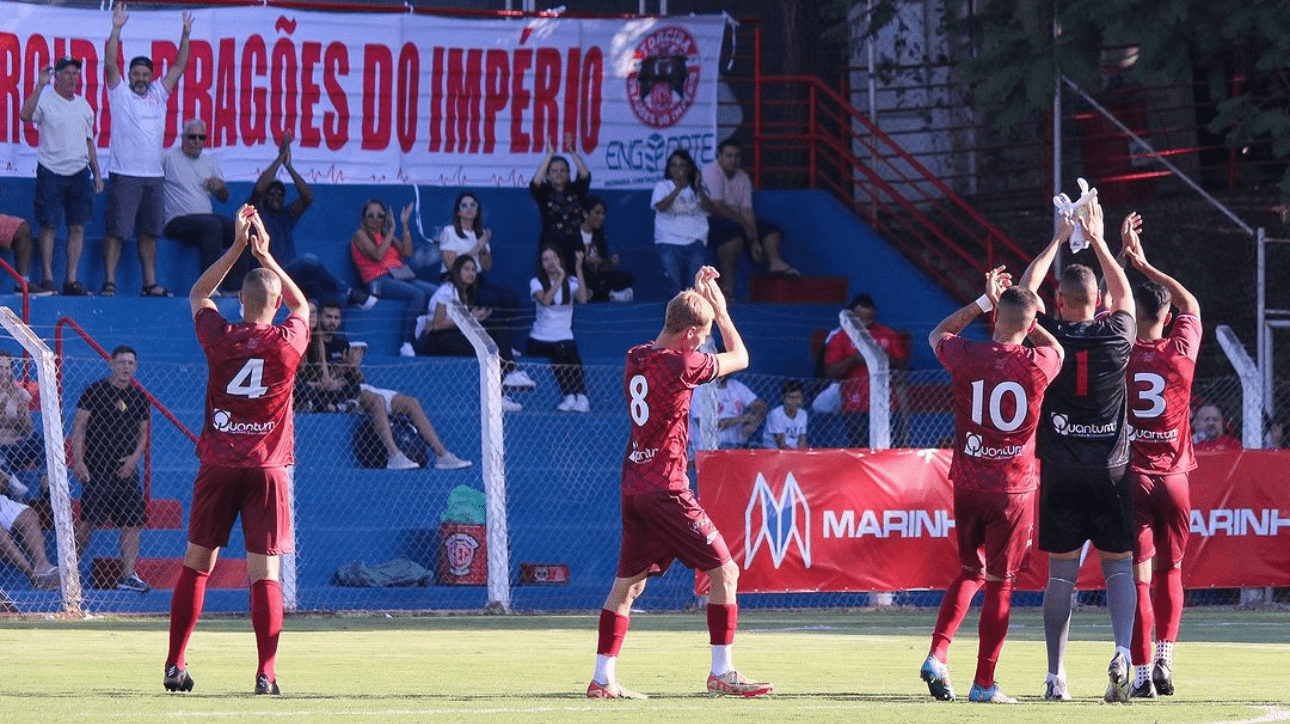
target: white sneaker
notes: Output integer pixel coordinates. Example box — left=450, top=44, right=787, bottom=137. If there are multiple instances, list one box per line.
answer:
left=556, top=395, right=578, bottom=412
left=399, top=342, right=416, bottom=357
left=386, top=451, right=420, bottom=470
left=608, top=287, right=634, bottom=303
left=500, top=395, right=523, bottom=412
left=572, top=394, right=590, bottom=413
left=435, top=452, right=473, bottom=470
left=502, top=370, right=537, bottom=389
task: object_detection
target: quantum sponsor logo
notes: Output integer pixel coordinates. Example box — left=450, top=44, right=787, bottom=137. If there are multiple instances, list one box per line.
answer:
left=1190, top=508, right=1290, bottom=537
left=1126, top=424, right=1179, bottom=443
left=744, top=472, right=811, bottom=569
left=822, top=509, right=955, bottom=539
left=963, top=432, right=1023, bottom=459
left=627, top=443, right=659, bottom=464
left=1050, top=413, right=1117, bottom=438
left=212, top=409, right=276, bottom=435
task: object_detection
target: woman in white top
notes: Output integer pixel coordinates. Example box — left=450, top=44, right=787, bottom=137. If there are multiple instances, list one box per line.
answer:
left=651, top=148, right=713, bottom=295
left=528, top=244, right=589, bottom=412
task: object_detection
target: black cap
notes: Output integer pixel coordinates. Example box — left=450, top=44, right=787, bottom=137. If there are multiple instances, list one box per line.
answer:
left=54, top=56, right=81, bottom=71
left=128, top=56, right=153, bottom=72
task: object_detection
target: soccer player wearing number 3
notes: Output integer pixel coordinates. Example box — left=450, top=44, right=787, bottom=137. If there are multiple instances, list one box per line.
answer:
left=1118, top=213, right=1201, bottom=698
left=1019, top=195, right=1138, bottom=702
left=587, top=266, right=773, bottom=700
left=921, top=269, right=1063, bottom=704
left=164, top=204, right=309, bottom=696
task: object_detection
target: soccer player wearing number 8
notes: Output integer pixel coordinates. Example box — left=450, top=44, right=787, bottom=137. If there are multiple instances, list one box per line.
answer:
left=164, top=205, right=309, bottom=697
left=587, top=266, right=773, bottom=700
left=1119, top=213, right=1201, bottom=698
left=921, top=269, right=1063, bottom=704
left=1018, top=195, right=1138, bottom=702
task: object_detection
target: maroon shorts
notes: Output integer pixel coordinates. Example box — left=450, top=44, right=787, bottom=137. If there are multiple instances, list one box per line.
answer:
left=188, top=465, right=293, bottom=555
left=1131, top=471, right=1191, bottom=567
left=617, top=489, right=731, bottom=578
left=953, top=486, right=1035, bottom=580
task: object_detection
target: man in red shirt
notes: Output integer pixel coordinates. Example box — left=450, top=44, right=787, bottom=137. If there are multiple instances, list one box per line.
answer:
left=587, top=266, right=773, bottom=700
left=921, top=267, right=1063, bottom=704
left=822, top=294, right=911, bottom=446
left=164, top=205, right=309, bottom=696
left=1120, top=217, right=1201, bottom=698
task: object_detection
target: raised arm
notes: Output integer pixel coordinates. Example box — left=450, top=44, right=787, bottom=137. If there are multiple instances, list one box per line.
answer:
left=104, top=4, right=128, bottom=89
left=1083, top=197, right=1134, bottom=317
left=928, top=266, right=1009, bottom=348
left=531, top=144, right=555, bottom=187
left=248, top=209, right=309, bottom=320
left=161, top=12, right=193, bottom=93
left=1122, top=219, right=1200, bottom=316
left=695, top=267, right=748, bottom=375
left=18, top=66, right=49, bottom=123
left=565, top=132, right=590, bottom=181
left=190, top=205, right=252, bottom=317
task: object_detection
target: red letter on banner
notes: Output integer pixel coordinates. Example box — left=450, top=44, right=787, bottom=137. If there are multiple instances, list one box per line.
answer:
left=214, top=39, right=238, bottom=146
left=362, top=43, right=391, bottom=150
left=150, top=41, right=179, bottom=145
left=322, top=41, right=349, bottom=151
left=531, top=48, right=561, bottom=154
left=580, top=47, right=603, bottom=152
left=562, top=48, right=580, bottom=151
left=509, top=48, right=532, bottom=153
left=299, top=41, right=322, bottom=149
left=481, top=49, right=509, bottom=155
left=446, top=48, right=482, bottom=154
left=396, top=43, right=419, bottom=154
left=270, top=38, right=298, bottom=146
left=240, top=36, right=268, bottom=146
left=182, top=40, right=214, bottom=141
left=1, top=33, right=25, bottom=144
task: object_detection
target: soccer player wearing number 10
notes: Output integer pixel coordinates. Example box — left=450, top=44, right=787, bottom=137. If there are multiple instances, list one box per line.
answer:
left=920, top=269, right=1063, bottom=704
left=1019, top=196, right=1138, bottom=702
left=1119, top=215, right=1201, bottom=699
left=164, top=205, right=309, bottom=696
left=587, top=266, right=773, bottom=700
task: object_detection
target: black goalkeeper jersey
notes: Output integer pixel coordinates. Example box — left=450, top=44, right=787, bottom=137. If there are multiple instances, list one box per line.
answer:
left=1035, top=310, right=1136, bottom=470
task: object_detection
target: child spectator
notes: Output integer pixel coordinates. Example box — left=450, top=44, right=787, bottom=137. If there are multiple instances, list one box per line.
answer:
left=529, top=244, right=589, bottom=412
left=763, top=379, right=809, bottom=449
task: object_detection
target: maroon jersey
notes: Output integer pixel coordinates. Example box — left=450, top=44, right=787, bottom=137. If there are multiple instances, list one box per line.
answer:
left=1127, top=313, right=1201, bottom=474
left=195, top=307, right=309, bottom=468
left=936, top=334, right=1061, bottom=494
left=620, top=343, right=717, bottom=495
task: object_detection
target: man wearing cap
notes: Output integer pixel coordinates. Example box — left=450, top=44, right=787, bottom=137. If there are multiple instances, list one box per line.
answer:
left=19, top=55, right=104, bottom=296
left=102, top=3, right=192, bottom=298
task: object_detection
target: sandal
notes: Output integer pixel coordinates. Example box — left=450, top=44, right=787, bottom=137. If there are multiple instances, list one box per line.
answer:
left=100, top=281, right=116, bottom=297
left=141, top=284, right=172, bottom=298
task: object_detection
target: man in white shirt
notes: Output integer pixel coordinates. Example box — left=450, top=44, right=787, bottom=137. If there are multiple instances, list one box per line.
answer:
left=19, top=56, right=104, bottom=295
left=162, top=119, right=234, bottom=286
left=102, top=4, right=192, bottom=298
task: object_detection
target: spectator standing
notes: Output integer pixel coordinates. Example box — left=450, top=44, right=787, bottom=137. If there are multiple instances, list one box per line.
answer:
left=1119, top=214, right=1201, bottom=699
left=530, top=132, right=590, bottom=265
left=762, top=380, right=809, bottom=450
left=920, top=269, right=1063, bottom=704
left=18, top=56, right=103, bottom=295
left=529, top=244, right=589, bottom=412
left=702, top=138, right=798, bottom=299
left=576, top=196, right=634, bottom=302
left=165, top=205, right=305, bottom=696
left=822, top=294, right=911, bottom=447
left=302, top=301, right=471, bottom=470
left=1192, top=404, right=1241, bottom=451
left=350, top=199, right=437, bottom=357
left=102, top=4, right=192, bottom=298
left=161, top=119, right=233, bottom=286
left=69, top=345, right=151, bottom=593
left=1018, top=198, right=1139, bottom=703
left=652, top=150, right=711, bottom=296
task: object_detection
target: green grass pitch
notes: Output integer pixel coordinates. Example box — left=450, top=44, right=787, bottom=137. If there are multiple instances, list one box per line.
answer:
left=1, top=608, right=1286, bottom=722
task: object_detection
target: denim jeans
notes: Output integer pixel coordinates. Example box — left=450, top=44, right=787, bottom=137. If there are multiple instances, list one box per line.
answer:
left=285, top=253, right=346, bottom=305
left=656, top=240, right=707, bottom=295
left=369, top=275, right=438, bottom=344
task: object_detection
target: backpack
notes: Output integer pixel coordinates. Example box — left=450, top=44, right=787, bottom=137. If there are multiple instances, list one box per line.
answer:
left=351, top=414, right=429, bottom=468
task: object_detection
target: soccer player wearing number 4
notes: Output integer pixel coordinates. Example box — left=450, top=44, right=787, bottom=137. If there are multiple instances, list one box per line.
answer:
left=921, top=269, right=1063, bottom=704
left=1019, top=196, right=1138, bottom=703
left=587, top=266, right=773, bottom=700
left=1119, top=214, right=1201, bottom=698
left=164, top=205, right=309, bottom=696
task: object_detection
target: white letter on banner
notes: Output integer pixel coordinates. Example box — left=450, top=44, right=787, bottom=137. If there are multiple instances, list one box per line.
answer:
left=856, top=510, right=882, bottom=538
left=823, top=510, right=854, bottom=539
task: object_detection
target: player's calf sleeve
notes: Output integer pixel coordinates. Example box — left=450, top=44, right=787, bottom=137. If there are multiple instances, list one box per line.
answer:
left=1154, top=565, right=1184, bottom=643
left=597, top=609, right=630, bottom=657
left=974, top=579, right=1013, bottom=688
left=166, top=566, right=211, bottom=669
left=251, top=579, right=283, bottom=681
left=1131, top=578, right=1154, bottom=665
left=1101, top=557, right=1137, bottom=651
left=930, top=569, right=985, bottom=661
left=707, top=603, right=737, bottom=647
left=1042, top=557, right=1080, bottom=676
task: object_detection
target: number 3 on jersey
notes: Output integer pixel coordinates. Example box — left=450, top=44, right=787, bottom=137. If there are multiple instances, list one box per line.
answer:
left=629, top=374, right=649, bottom=426
left=1132, top=371, right=1166, bottom=418
left=226, top=359, right=269, bottom=399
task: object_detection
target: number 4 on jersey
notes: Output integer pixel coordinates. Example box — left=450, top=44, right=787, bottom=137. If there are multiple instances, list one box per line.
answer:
left=226, top=359, right=268, bottom=399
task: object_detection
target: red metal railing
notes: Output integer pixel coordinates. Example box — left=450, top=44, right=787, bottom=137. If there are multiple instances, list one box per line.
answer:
left=0, top=259, right=32, bottom=324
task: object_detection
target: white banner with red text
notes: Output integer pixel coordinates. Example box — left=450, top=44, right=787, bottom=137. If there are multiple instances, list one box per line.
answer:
left=696, top=449, right=1290, bottom=593
left=0, top=2, right=724, bottom=187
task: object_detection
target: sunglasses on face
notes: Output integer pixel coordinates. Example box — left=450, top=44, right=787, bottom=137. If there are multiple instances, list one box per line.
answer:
left=365, top=211, right=386, bottom=219
left=459, top=201, right=479, bottom=210
left=185, top=134, right=206, bottom=141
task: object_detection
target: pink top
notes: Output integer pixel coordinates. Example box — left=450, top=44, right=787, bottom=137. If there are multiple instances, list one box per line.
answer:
left=351, top=232, right=403, bottom=284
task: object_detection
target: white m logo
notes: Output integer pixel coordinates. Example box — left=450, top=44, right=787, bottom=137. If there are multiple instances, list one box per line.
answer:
left=744, top=472, right=811, bottom=569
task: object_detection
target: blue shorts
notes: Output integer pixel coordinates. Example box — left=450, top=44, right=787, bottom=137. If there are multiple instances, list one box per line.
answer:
left=106, top=173, right=164, bottom=238
left=706, top=214, right=782, bottom=250
left=34, top=164, right=93, bottom=231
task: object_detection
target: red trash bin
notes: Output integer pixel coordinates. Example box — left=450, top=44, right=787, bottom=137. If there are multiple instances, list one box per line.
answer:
left=438, top=523, right=487, bottom=585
